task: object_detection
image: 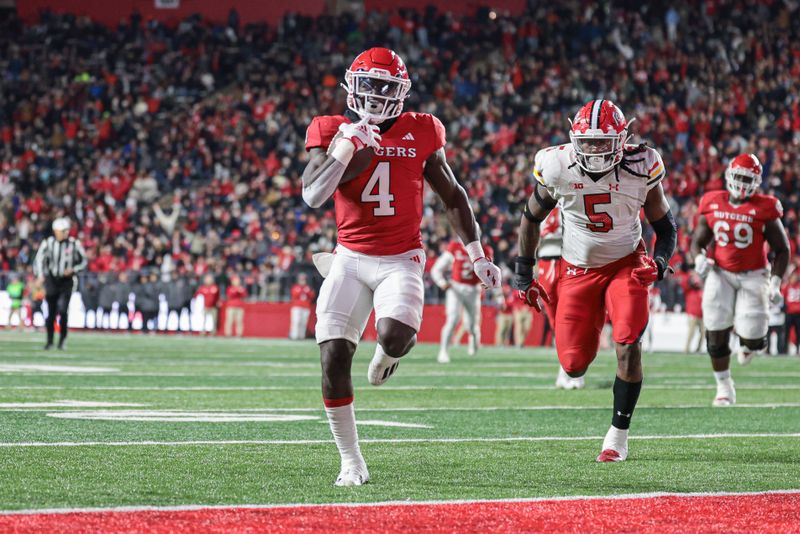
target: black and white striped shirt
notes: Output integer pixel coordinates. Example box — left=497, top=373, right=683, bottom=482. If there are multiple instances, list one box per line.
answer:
left=33, top=236, right=88, bottom=279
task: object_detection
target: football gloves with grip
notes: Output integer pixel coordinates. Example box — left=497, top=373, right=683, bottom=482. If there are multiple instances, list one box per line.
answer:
left=510, top=256, right=551, bottom=313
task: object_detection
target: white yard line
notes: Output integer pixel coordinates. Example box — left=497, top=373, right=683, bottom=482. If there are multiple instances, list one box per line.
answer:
left=2, top=489, right=798, bottom=516
left=1, top=432, right=798, bottom=448
left=1, top=384, right=798, bottom=391
left=2, top=402, right=799, bottom=412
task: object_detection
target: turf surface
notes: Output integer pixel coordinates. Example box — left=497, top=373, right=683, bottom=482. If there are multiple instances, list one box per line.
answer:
left=0, top=331, right=798, bottom=511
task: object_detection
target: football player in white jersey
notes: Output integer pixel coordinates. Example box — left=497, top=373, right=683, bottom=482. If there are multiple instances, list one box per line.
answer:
left=511, top=100, right=677, bottom=462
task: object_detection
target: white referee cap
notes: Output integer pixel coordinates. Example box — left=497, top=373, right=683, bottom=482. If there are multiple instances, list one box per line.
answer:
left=52, top=217, right=71, bottom=232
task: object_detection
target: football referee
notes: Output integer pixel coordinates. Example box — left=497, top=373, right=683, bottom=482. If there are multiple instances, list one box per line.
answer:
left=33, top=218, right=87, bottom=349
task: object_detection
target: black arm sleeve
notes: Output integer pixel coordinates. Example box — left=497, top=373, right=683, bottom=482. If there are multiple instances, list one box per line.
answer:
left=650, top=210, right=677, bottom=280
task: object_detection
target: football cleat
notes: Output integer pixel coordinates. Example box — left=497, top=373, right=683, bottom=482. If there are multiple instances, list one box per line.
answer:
left=368, top=352, right=401, bottom=386
left=712, top=380, right=736, bottom=407
left=334, top=462, right=370, bottom=487
left=555, top=368, right=585, bottom=390
left=737, top=348, right=756, bottom=366
left=597, top=426, right=628, bottom=462
left=437, top=350, right=450, bottom=364
left=596, top=449, right=626, bottom=462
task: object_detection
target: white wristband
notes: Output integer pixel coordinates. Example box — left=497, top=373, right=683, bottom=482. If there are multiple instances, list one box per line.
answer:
left=329, top=139, right=355, bottom=165
left=465, top=241, right=485, bottom=263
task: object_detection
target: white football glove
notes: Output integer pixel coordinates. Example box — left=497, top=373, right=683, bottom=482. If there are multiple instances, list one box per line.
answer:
left=769, top=275, right=783, bottom=304
left=473, top=257, right=502, bottom=289
left=335, top=116, right=381, bottom=152
left=693, top=253, right=712, bottom=278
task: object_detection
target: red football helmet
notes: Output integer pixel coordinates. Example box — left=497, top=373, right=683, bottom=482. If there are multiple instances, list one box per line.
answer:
left=725, top=153, right=762, bottom=200
left=568, top=100, right=631, bottom=174
left=343, top=47, right=411, bottom=123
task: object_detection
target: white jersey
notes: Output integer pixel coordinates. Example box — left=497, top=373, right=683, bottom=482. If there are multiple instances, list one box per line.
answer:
left=533, top=143, right=666, bottom=268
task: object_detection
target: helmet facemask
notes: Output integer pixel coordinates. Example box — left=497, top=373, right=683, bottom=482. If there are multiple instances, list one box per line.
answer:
left=569, top=122, right=629, bottom=174
left=343, top=69, right=411, bottom=123
left=725, top=167, right=761, bottom=200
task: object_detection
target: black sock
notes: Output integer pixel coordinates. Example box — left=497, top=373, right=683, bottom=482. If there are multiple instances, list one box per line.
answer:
left=612, top=376, right=642, bottom=430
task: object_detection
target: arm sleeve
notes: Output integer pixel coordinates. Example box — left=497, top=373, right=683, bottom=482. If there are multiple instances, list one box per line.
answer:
left=33, top=240, right=47, bottom=277
left=430, top=252, right=454, bottom=288
left=73, top=240, right=88, bottom=272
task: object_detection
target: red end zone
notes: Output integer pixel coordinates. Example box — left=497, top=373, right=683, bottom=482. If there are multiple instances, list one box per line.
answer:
left=2, top=492, right=798, bottom=533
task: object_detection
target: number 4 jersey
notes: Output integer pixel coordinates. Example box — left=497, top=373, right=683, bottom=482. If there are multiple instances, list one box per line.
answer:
left=533, top=143, right=666, bottom=268
left=698, top=190, right=783, bottom=273
left=305, top=112, right=446, bottom=255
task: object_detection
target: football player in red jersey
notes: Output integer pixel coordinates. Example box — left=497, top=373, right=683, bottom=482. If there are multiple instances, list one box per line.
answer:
left=690, top=154, right=789, bottom=406
left=301, top=48, right=501, bottom=486
left=431, top=240, right=494, bottom=363
left=512, top=100, right=677, bottom=462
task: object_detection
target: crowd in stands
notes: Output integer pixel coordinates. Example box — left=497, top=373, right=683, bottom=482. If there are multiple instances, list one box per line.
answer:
left=0, top=1, right=799, bottom=311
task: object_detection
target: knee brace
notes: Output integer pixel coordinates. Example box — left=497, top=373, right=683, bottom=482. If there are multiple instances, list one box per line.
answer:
left=707, top=335, right=732, bottom=359
left=740, top=336, right=767, bottom=352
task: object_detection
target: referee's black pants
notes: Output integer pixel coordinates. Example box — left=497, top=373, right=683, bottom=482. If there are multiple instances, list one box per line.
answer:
left=45, top=276, right=73, bottom=346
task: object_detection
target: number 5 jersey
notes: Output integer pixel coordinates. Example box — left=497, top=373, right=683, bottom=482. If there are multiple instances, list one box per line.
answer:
left=533, top=143, right=666, bottom=268
left=305, top=112, right=446, bottom=256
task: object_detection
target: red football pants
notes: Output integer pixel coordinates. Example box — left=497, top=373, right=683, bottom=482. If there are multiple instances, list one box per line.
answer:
left=555, top=248, right=650, bottom=373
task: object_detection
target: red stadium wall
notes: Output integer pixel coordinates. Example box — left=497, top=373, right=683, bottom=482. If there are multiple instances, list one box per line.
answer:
left=220, top=302, right=547, bottom=346
left=18, top=0, right=326, bottom=27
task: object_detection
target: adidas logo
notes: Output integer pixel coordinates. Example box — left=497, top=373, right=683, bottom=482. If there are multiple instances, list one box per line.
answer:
left=748, top=209, right=756, bottom=215
left=409, top=255, right=421, bottom=264
left=402, top=132, right=415, bottom=141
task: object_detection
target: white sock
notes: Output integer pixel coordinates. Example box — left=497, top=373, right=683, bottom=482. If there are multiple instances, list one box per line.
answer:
left=603, top=425, right=629, bottom=451
left=324, top=401, right=363, bottom=467
left=713, top=370, right=732, bottom=383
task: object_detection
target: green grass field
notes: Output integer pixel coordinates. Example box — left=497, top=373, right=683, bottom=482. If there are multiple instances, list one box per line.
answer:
left=0, top=331, right=799, bottom=512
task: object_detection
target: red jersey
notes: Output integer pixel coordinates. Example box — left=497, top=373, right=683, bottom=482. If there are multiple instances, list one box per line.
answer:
left=305, top=112, right=446, bottom=255
left=698, top=190, right=782, bottom=273
left=677, top=271, right=703, bottom=318
left=784, top=282, right=800, bottom=315
left=195, top=284, right=220, bottom=308
left=290, top=283, right=315, bottom=310
left=226, top=285, right=247, bottom=306
left=445, top=241, right=493, bottom=286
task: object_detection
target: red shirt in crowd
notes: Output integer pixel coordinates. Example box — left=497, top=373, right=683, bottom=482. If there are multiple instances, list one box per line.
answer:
left=226, top=285, right=247, bottom=307
left=196, top=284, right=220, bottom=308
left=784, top=282, right=800, bottom=315
left=290, top=283, right=315, bottom=310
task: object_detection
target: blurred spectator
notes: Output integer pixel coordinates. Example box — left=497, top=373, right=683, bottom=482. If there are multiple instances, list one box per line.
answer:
left=224, top=274, right=247, bottom=337
left=289, top=273, right=314, bottom=340
left=512, top=296, right=532, bottom=348
left=784, top=272, right=800, bottom=355
left=5, top=274, right=25, bottom=329
left=680, top=270, right=705, bottom=353
left=195, top=274, right=220, bottom=335
left=134, top=273, right=160, bottom=334
left=494, top=287, right=514, bottom=346
left=81, top=277, right=101, bottom=329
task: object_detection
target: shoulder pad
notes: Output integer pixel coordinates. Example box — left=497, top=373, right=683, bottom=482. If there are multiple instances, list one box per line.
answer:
left=532, top=147, right=564, bottom=187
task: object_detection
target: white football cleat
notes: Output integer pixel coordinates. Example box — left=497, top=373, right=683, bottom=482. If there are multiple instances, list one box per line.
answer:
left=555, top=368, right=585, bottom=390
left=368, top=352, right=401, bottom=386
left=712, top=379, right=736, bottom=407
left=737, top=348, right=756, bottom=366
left=334, top=462, right=370, bottom=487
left=437, top=350, right=450, bottom=364
left=467, top=336, right=478, bottom=356
left=596, top=426, right=628, bottom=462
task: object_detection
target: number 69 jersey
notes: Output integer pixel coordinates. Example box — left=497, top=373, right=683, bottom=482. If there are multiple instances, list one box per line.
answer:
left=697, top=190, right=783, bottom=273
left=533, top=143, right=666, bottom=268
left=305, top=112, right=446, bottom=256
